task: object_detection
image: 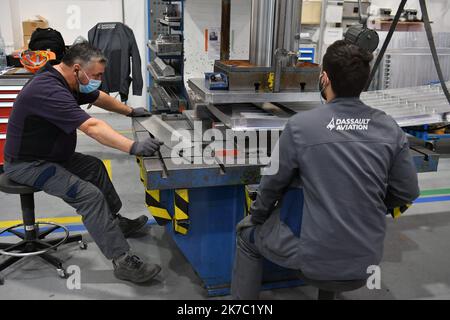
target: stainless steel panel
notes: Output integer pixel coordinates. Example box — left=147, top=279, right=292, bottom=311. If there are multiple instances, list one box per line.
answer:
left=206, top=103, right=291, bottom=131
left=188, top=78, right=320, bottom=104
left=250, top=0, right=276, bottom=67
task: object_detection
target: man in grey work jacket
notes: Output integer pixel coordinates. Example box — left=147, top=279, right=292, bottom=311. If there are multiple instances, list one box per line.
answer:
left=231, top=40, right=420, bottom=299
left=3, top=43, right=163, bottom=284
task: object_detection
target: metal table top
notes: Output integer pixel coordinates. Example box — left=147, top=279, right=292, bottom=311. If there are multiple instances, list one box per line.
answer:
left=188, top=78, right=320, bottom=104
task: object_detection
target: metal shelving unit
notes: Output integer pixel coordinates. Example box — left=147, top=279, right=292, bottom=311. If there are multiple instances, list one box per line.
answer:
left=159, top=19, right=181, bottom=28
left=147, top=0, right=188, bottom=113
left=148, top=63, right=183, bottom=83
left=147, top=41, right=182, bottom=58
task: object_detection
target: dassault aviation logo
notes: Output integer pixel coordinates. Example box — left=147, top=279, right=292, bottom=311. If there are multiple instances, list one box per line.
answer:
left=327, top=117, right=371, bottom=131
left=327, top=118, right=336, bottom=131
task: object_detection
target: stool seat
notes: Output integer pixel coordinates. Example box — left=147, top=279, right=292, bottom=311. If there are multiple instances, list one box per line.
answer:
left=0, top=174, right=39, bottom=195
left=298, top=271, right=366, bottom=299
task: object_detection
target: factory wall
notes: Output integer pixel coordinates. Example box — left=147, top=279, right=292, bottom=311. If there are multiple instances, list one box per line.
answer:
left=0, top=0, right=147, bottom=112
left=0, top=0, right=251, bottom=111
left=184, top=0, right=251, bottom=82
left=1, top=0, right=449, bottom=111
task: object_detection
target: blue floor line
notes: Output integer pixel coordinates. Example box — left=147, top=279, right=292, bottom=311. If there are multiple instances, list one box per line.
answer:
left=414, top=195, right=450, bottom=204
left=0, top=220, right=157, bottom=237
left=1, top=195, right=449, bottom=238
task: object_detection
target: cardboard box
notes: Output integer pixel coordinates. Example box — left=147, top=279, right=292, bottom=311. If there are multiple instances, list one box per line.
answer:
left=23, top=35, right=32, bottom=48
left=22, top=16, right=48, bottom=36
left=302, top=1, right=322, bottom=25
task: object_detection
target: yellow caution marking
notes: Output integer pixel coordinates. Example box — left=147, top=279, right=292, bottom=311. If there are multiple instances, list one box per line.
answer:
left=175, top=206, right=189, bottom=221
left=176, top=189, right=189, bottom=203
left=173, top=189, right=190, bottom=235
left=136, top=156, right=170, bottom=225
left=136, top=156, right=147, bottom=185
left=174, top=223, right=189, bottom=235
left=145, top=189, right=171, bottom=226
left=244, top=186, right=252, bottom=216
left=102, top=159, right=112, bottom=180
left=148, top=190, right=160, bottom=202
left=268, top=73, right=275, bottom=91
left=392, top=204, right=412, bottom=219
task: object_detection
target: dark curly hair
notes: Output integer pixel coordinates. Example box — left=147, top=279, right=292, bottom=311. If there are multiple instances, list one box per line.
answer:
left=323, top=40, right=373, bottom=97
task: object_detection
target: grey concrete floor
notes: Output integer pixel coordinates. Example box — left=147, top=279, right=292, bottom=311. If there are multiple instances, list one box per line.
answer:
left=1, top=113, right=450, bottom=300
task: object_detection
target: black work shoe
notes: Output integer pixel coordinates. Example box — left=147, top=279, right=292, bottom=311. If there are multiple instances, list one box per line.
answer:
left=117, top=214, right=149, bottom=238
left=113, top=253, right=161, bottom=284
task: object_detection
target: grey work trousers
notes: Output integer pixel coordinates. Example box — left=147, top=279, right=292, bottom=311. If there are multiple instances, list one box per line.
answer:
left=231, top=227, right=264, bottom=300
left=3, top=153, right=130, bottom=260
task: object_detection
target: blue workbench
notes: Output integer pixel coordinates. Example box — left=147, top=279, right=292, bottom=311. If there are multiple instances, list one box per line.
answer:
left=160, top=185, right=303, bottom=296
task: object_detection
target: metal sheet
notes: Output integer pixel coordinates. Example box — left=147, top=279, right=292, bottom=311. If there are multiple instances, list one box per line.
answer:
left=279, top=82, right=450, bottom=128
left=142, top=158, right=262, bottom=190
left=360, top=82, right=450, bottom=127
left=188, top=78, right=320, bottom=104
left=206, top=103, right=290, bottom=131
left=190, top=79, right=450, bottom=129
left=148, top=63, right=182, bottom=83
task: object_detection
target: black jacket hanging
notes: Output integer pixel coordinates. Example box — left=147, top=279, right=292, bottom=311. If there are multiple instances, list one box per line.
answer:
left=88, top=22, right=143, bottom=102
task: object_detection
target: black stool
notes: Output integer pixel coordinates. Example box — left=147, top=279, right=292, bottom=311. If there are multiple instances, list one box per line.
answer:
left=298, top=272, right=367, bottom=300
left=0, top=174, right=87, bottom=285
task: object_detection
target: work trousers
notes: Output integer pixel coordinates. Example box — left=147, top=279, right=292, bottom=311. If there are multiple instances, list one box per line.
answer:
left=3, top=153, right=130, bottom=260
left=230, top=227, right=265, bottom=300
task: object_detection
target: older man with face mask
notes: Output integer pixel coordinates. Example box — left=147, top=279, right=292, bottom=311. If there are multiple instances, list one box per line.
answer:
left=3, top=43, right=162, bottom=284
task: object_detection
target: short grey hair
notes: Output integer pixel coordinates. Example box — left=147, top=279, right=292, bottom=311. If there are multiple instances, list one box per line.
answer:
left=61, top=42, right=107, bottom=67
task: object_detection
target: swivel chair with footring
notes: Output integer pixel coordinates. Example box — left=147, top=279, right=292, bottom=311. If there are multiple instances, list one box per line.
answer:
left=0, top=173, right=87, bottom=285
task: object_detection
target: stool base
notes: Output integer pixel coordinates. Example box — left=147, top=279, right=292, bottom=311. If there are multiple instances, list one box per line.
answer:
left=0, top=225, right=86, bottom=284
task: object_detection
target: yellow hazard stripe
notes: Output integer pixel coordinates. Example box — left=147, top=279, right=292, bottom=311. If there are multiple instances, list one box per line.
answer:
left=392, top=204, right=412, bottom=219
left=145, top=190, right=172, bottom=224
left=174, top=222, right=188, bottom=235
left=148, top=189, right=160, bottom=202
left=136, top=156, right=147, bottom=186
left=174, top=189, right=189, bottom=219
left=175, top=206, right=189, bottom=220
left=245, top=187, right=252, bottom=216
left=393, top=207, right=402, bottom=219
left=176, top=189, right=189, bottom=203
left=148, top=206, right=171, bottom=220
left=0, top=216, right=82, bottom=229
left=102, top=159, right=112, bottom=180
left=173, top=189, right=189, bottom=235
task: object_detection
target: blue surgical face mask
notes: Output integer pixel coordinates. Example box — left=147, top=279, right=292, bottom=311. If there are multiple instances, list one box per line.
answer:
left=77, top=69, right=101, bottom=93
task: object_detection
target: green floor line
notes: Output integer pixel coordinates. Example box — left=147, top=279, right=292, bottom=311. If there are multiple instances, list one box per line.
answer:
left=421, top=188, right=450, bottom=197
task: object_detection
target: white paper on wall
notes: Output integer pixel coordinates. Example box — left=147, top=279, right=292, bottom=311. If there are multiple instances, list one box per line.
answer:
left=326, top=4, right=343, bottom=23
left=207, top=27, right=221, bottom=60
left=324, top=27, right=344, bottom=45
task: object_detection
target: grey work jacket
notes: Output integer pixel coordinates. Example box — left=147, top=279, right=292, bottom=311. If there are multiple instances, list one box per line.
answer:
left=251, top=97, right=420, bottom=281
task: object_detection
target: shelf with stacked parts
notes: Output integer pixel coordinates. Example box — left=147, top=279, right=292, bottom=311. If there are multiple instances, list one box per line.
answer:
left=148, top=40, right=182, bottom=59
left=148, top=58, right=183, bottom=84
left=148, top=0, right=187, bottom=113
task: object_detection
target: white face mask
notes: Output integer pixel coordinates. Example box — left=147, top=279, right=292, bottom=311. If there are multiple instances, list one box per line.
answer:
left=77, top=69, right=101, bottom=93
